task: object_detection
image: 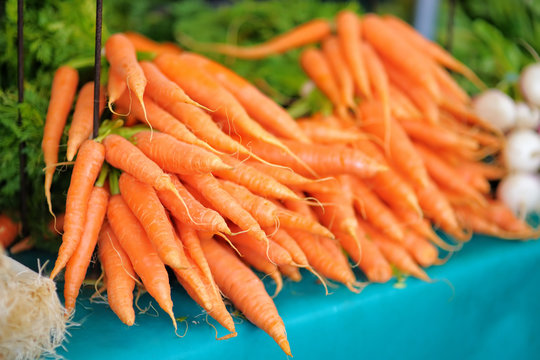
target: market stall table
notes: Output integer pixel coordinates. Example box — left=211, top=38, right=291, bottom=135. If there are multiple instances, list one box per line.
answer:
left=13, top=234, right=540, bottom=359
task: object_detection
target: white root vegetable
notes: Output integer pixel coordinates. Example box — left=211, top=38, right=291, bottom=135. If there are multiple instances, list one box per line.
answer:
left=514, top=101, right=540, bottom=130
left=503, top=129, right=540, bottom=173
left=497, top=173, right=540, bottom=217
left=520, top=63, right=540, bottom=107
left=472, top=89, right=516, bottom=132
left=0, top=251, right=67, bottom=360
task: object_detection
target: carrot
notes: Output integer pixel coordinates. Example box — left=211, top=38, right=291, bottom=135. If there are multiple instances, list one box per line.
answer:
left=107, top=194, right=177, bottom=330
left=279, top=264, right=302, bottom=282
left=243, top=159, right=324, bottom=188
left=139, top=61, right=203, bottom=110
left=247, top=139, right=387, bottom=179
left=102, top=134, right=178, bottom=194
left=201, top=236, right=291, bottom=355
left=154, top=53, right=310, bottom=173
left=97, top=222, right=137, bottom=326
left=350, top=177, right=404, bottom=242
left=382, top=14, right=486, bottom=90
left=66, top=82, right=106, bottom=161
left=104, top=34, right=148, bottom=123
left=362, top=14, right=440, bottom=101
left=179, top=173, right=268, bottom=245
left=207, top=18, right=331, bottom=59
left=115, top=92, right=212, bottom=151
left=64, top=186, right=109, bottom=314
left=43, top=65, right=79, bottom=216
left=400, top=230, right=439, bottom=268
left=432, top=64, right=470, bottom=104
left=414, top=144, right=487, bottom=207
left=297, top=120, right=365, bottom=144
left=388, top=85, right=423, bottom=120
left=119, top=172, right=186, bottom=269
left=336, top=10, right=371, bottom=98
left=158, top=175, right=230, bottom=234
left=399, top=120, right=479, bottom=152
left=123, top=31, right=182, bottom=55
left=107, top=66, right=127, bottom=113
left=359, top=101, right=430, bottom=189
left=226, top=225, right=294, bottom=267
left=213, top=155, right=300, bottom=201
left=178, top=52, right=311, bottom=143
left=265, top=228, right=309, bottom=268
left=50, top=140, right=105, bottom=280
left=132, top=131, right=231, bottom=174
left=0, top=214, right=19, bottom=249
left=300, top=48, right=344, bottom=112
left=321, top=36, right=355, bottom=109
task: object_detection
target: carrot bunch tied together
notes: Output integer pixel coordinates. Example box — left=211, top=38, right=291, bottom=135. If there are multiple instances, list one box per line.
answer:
left=41, top=12, right=536, bottom=356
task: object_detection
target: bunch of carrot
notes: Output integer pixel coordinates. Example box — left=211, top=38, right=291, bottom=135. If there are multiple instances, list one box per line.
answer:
left=41, top=11, right=538, bottom=356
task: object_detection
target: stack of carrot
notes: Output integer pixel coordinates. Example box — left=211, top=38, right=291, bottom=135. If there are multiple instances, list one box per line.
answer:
left=41, top=11, right=538, bottom=356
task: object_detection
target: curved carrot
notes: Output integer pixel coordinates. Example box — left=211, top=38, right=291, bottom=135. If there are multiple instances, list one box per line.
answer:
left=132, top=131, right=230, bottom=174
left=178, top=52, right=311, bottom=143
left=107, top=194, right=177, bottom=330
left=207, top=18, right=331, bottom=59
left=400, top=120, right=479, bottom=152
left=336, top=10, right=371, bottom=98
left=66, top=82, right=106, bottom=161
left=107, top=66, right=127, bottom=113
left=200, top=236, right=291, bottom=356
left=158, top=175, right=230, bottom=234
left=322, top=36, right=355, bottom=109
left=123, top=31, right=182, bottom=55
left=97, top=222, right=136, bottom=326
left=64, top=186, right=109, bottom=314
left=50, top=139, right=105, bottom=279
left=102, top=134, right=177, bottom=194
left=43, top=65, right=79, bottom=216
left=119, top=172, right=186, bottom=269
left=400, top=230, right=439, bottom=268
left=105, top=34, right=148, bottom=122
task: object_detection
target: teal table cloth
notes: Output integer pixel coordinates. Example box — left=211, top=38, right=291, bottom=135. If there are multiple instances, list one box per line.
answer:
left=14, top=235, right=540, bottom=359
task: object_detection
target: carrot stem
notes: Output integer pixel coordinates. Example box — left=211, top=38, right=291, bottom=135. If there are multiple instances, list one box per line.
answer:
left=95, top=163, right=109, bottom=188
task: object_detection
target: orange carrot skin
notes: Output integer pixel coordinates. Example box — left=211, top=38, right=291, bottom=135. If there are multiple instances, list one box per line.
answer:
left=102, top=134, right=174, bottom=193
left=0, top=214, right=19, bottom=249
left=401, top=230, right=439, bottom=268
left=322, top=36, right=355, bottom=109
left=336, top=10, right=371, bottom=98
left=200, top=237, right=291, bottom=356
left=132, top=131, right=229, bottom=174
left=67, top=82, right=106, bottom=161
left=300, top=48, right=343, bottom=107
left=179, top=52, right=311, bottom=143
left=212, top=18, right=331, bottom=59
left=50, top=140, right=105, bottom=279
left=107, top=66, right=127, bottom=107
left=64, top=186, right=109, bottom=314
left=98, top=222, right=136, bottom=326
left=43, top=66, right=79, bottom=213
left=124, top=31, right=182, bottom=55
left=119, top=172, right=185, bottom=269
left=107, top=194, right=176, bottom=323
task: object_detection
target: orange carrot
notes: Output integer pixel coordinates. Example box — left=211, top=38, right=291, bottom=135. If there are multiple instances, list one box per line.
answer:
left=102, top=134, right=177, bottom=194
left=64, top=186, right=109, bottom=314
left=107, top=194, right=177, bottom=330
left=208, top=18, right=331, bottom=59
left=180, top=173, right=268, bottom=245
left=362, top=14, right=440, bottom=101
left=158, top=175, right=230, bottom=234
left=107, top=66, right=127, bottom=113
left=432, top=64, right=470, bottom=104
left=43, top=65, right=79, bottom=215
left=97, top=222, right=137, bottom=326
left=388, top=85, right=422, bottom=119
left=322, top=36, right=355, bottom=109
left=123, top=31, right=182, bottom=55
left=336, top=10, right=371, bottom=98
left=132, top=131, right=230, bottom=174
left=105, top=34, right=147, bottom=121
left=66, top=82, right=106, bottom=161
left=400, top=229, right=439, bottom=268
left=178, top=52, right=311, bottom=143
left=201, top=236, right=291, bottom=355
left=382, top=15, right=486, bottom=89
left=400, top=120, right=479, bottom=152
left=119, top=172, right=186, bottom=269
left=0, top=214, right=19, bottom=249
left=50, top=140, right=105, bottom=279
left=297, top=120, right=365, bottom=144
left=278, top=264, right=302, bottom=282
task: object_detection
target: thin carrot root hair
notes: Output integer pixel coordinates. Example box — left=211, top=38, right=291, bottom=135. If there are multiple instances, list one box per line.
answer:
left=433, top=247, right=457, bottom=266
left=107, top=231, right=143, bottom=287
left=306, top=265, right=330, bottom=295
left=42, top=161, right=76, bottom=171
left=174, top=317, right=189, bottom=338
left=346, top=280, right=367, bottom=294
left=214, top=232, right=242, bottom=256
left=205, top=314, right=238, bottom=340
left=108, top=97, right=132, bottom=117
left=89, top=269, right=107, bottom=303
left=134, top=287, right=158, bottom=317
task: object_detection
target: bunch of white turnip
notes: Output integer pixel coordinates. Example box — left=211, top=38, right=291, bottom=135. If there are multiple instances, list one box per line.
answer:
left=472, top=63, right=540, bottom=218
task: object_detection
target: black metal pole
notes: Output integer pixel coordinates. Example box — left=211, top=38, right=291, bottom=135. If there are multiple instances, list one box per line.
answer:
left=92, top=0, right=103, bottom=139
left=445, top=0, right=456, bottom=52
left=18, top=0, right=28, bottom=236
